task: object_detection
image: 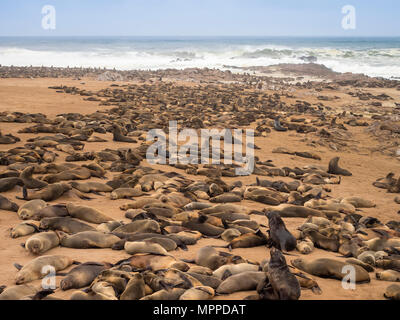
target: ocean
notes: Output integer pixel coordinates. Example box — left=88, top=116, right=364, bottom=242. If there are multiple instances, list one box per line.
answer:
left=0, top=36, right=399, bottom=79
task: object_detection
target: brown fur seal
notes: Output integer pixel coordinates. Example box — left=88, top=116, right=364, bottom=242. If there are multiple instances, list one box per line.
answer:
left=376, top=270, right=400, bottom=282
left=42, top=167, right=92, bottom=184
left=20, top=166, right=48, bottom=189
left=194, top=246, right=228, bottom=270
left=0, top=195, right=19, bottom=212
left=60, top=262, right=112, bottom=290
left=17, top=200, right=47, bottom=220
left=384, top=284, right=400, bottom=300
left=263, top=204, right=325, bottom=218
left=0, top=284, right=37, bottom=300
left=0, top=177, right=23, bottom=192
left=302, top=229, right=340, bottom=252
left=40, top=217, right=95, bottom=233
left=70, top=181, right=113, bottom=194
left=213, top=263, right=260, bottom=280
left=262, top=248, right=300, bottom=300
left=182, top=220, right=224, bottom=237
left=216, top=271, right=266, bottom=294
left=180, top=286, right=215, bottom=300
left=112, top=124, right=137, bottom=143
left=328, top=157, right=352, bottom=176
left=32, top=204, right=69, bottom=220
left=110, top=186, right=148, bottom=200
left=124, top=241, right=168, bottom=255
left=21, top=183, right=72, bottom=201
left=140, top=288, right=186, bottom=300
left=15, top=255, right=74, bottom=284
left=24, top=231, right=60, bottom=255
left=116, top=254, right=180, bottom=272
left=291, top=258, right=370, bottom=283
left=113, top=220, right=160, bottom=234
left=59, top=231, right=121, bottom=249
left=66, top=203, right=114, bottom=224
left=119, top=273, right=146, bottom=300
left=10, top=222, right=39, bottom=238
left=266, top=211, right=297, bottom=251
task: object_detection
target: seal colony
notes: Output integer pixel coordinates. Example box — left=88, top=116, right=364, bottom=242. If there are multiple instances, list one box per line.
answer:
left=0, top=65, right=400, bottom=300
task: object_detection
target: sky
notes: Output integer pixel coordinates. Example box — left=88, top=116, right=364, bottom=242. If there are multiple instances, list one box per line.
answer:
left=0, top=0, right=399, bottom=37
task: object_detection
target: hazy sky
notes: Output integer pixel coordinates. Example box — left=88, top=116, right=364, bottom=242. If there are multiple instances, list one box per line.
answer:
left=0, top=0, right=399, bottom=37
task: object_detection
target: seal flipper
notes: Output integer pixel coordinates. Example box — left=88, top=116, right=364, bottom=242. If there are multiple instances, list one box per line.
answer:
left=311, top=285, right=322, bottom=295
left=0, top=285, right=6, bottom=294
left=221, top=269, right=232, bottom=281
left=31, top=289, right=55, bottom=300
left=14, top=263, right=23, bottom=270
left=180, top=258, right=195, bottom=264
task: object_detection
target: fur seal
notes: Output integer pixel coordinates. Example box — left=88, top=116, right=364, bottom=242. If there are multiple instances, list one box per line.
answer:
left=140, top=288, right=186, bottom=300
left=110, top=186, right=147, bottom=200
left=15, top=255, right=74, bottom=284
left=119, top=274, right=146, bottom=300
left=17, top=200, right=47, bottom=220
left=0, top=195, right=19, bottom=212
left=216, top=271, right=266, bottom=294
left=273, top=117, right=287, bottom=132
left=70, top=181, right=113, bottom=194
left=124, top=241, right=168, bottom=255
left=21, top=183, right=72, bottom=201
left=376, top=270, right=400, bottom=282
left=263, top=204, right=325, bottom=218
left=291, top=258, right=370, bottom=283
left=302, top=229, right=339, bottom=252
left=194, top=246, right=228, bottom=270
left=32, top=204, right=69, bottom=220
left=266, top=211, right=297, bottom=251
left=0, top=284, right=37, bottom=300
left=60, top=262, right=112, bottom=290
left=328, top=157, right=352, bottom=176
left=264, top=248, right=301, bottom=300
left=213, top=263, right=260, bottom=280
left=59, top=231, right=121, bottom=249
left=40, top=217, right=95, bottom=233
left=384, top=284, right=400, bottom=300
left=112, top=124, right=137, bottom=143
left=10, top=222, right=39, bottom=238
left=24, top=231, right=60, bottom=255
left=0, top=177, right=23, bottom=192
left=180, top=286, right=215, bottom=300
left=66, top=203, right=114, bottom=224
left=113, top=220, right=160, bottom=234
left=20, top=166, right=48, bottom=189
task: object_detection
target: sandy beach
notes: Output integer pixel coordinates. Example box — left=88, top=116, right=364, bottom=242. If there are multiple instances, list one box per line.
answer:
left=0, top=65, right=399, bottom=300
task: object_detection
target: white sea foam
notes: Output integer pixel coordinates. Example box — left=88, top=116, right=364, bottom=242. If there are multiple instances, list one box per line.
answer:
left=0, top=37, right=399, bottom=78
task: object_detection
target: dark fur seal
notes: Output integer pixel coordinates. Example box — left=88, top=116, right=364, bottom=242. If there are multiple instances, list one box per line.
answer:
left=328, top=157, right=352, bottom=176
left=0, top=195, right=19, bottom=212
left=20, top=183, right=72, bottom=201
left=20, top=166, right=48, bottom=189
left=40, top=217, right=95, bottom=233
left=266, top=211, right=296, bottom=251
left=60, top=262, right=112, bottom=290
left=259, top=248, right=300, bottom=300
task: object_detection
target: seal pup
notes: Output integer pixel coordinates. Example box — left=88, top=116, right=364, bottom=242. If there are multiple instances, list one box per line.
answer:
left=376, top=270, right=400, bottom=282
left=112, top=124, right=137, bottom=143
